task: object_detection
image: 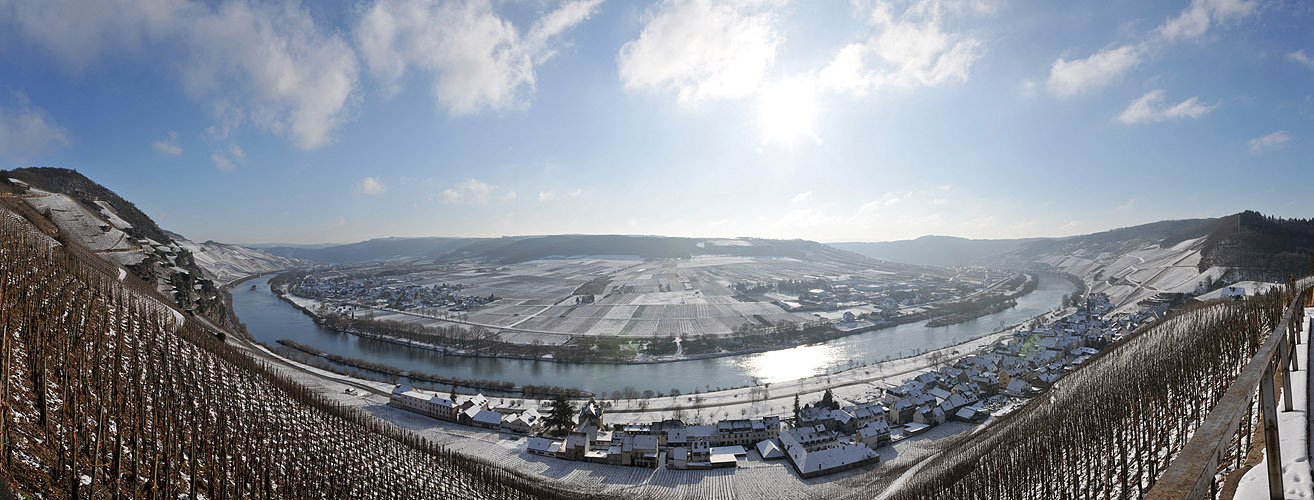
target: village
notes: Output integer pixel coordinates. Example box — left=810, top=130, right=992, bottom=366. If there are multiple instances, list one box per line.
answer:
left=292, top=274, right=498, bottom=312
left=386, top=291, right=1149, bottom=480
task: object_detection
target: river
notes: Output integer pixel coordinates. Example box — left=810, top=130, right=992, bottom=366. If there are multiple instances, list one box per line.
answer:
left=231, top=273, right=1075, bottom=395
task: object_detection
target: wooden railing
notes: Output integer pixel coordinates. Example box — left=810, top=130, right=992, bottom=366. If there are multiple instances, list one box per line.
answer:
left=1147, top=278, right=1313, bottom=500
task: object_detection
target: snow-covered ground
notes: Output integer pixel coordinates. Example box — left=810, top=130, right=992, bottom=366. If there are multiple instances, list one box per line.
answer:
left=1037, top=236, right=1230, bottom=315
left=23, top=190, right=146, bottom=263
left=1194, top=281, right=1283, bottom=302
left=1233, top=308, right=1314, bottom=499
left=175, top=237, right=300, bottom=286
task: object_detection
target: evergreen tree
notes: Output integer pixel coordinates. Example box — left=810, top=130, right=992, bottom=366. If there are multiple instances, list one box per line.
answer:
left=820, top=388, right=838, bottom=410
left=546, top=395, right=576, bottom=436
left=793, top=394, right=801, bottom=424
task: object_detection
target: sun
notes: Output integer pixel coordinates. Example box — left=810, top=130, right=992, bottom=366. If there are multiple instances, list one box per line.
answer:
left=757, top=79, right=820, bottom=148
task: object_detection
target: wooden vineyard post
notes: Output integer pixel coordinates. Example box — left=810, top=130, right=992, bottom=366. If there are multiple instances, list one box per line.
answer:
left=1281, top=335, right=1294, bottom=412
left=1259, top=360, right=1283, bottom=500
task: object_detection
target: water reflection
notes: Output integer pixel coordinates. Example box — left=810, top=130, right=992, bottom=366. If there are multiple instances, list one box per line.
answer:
left=739, top=344, right=837, bottom=384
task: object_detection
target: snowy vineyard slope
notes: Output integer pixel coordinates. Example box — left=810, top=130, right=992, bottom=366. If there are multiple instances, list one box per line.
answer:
left=171, top=235, right=301, bottom=287
left=0, top=207, right=596, bottom=499
left=884, top=292, right=1287, bottom=500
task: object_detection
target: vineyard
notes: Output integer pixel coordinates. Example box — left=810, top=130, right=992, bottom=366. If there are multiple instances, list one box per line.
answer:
left=0, top=207, right=600, bottom=499
left=880, top=288, right=1290, bottom=499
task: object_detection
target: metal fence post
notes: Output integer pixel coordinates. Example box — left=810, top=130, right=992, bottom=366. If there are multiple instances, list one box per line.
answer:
left=1260, top=361, right=1284, bottom=500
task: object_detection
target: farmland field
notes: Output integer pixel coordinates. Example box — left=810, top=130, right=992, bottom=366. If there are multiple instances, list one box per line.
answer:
left=309, top=254, right=949, bottom=341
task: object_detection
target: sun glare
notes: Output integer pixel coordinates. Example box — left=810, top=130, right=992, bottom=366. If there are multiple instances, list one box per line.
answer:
left=757, top=79, right=820, bottom=148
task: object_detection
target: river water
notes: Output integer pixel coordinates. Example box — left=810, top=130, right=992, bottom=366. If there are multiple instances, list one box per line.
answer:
left=232, top=273, right=1075, bottom=395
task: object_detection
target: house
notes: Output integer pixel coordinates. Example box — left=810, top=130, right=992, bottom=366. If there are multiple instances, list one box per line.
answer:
left=1002, top=379, right=1032, bottom=397
left=846, top=402, right=886, bottom=428
left=778, top=426, right=880, bottom=479
left=829, top=409, right=860, bottom=433
left=855, top=420, right=892, bottom=449
left=912, top=406, right=944, bottom=426
left=714, top=417, right=781, bottom=446
left=563, top=423, right=597, bottom=461
left=458, top=393, right=489, bottom=413
left=527, top=437, right=564, bottom=458
left=462, top=406, right=503, bottom=429
left=389, top=385, right=457, bottom=422
left=756, top=438, right=786, bottom=460
left=890, top=399, right=917, bottom=424
left=501, top=408, right=543, bottom=434
left=952, top=406, right=987, bottom=423
left=842, top=311, right=856, bottom=322
left=798, top=406, right=834, bottom=428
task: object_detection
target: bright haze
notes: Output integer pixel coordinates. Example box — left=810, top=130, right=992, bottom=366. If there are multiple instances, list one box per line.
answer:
left=0, top=0, right=1310, bottom=244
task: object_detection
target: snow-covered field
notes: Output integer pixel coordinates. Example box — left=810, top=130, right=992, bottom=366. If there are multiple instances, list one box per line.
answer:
left=311, top=254, right=927, bottom=342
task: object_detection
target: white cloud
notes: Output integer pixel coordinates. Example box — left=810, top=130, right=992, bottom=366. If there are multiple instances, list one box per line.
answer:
left=151, top=130, right=182, bottom=155
left=438, top=178, right=506, bottom=204
left=1155, top=0, right=1257, bottom=41
left=0, top=95, right=70, bottom=159
left=538, top=188, right=581, bottom=202
left=1290, top=50, right=1314, bottom=70
left=818, top=1, right=983, bottom=95
left=182, top=2, right=359, bottom=149
left=3, top=0, right=359, bottom=150
left=791, top=190, right=813, bottom=203
left=618, top=0, right=781, bottom=104
left=354, top=176, right=386, bottom=196
left=357, top=0, right=600, bottom=115
left=228, top=143, right=245, bottom=160
left=210, top=152, right=235, bottom=171
left=1047, top=45, right=1140, bottom=97
left=1117, top=90, right=1215, bottom=124
left=1249, top=130, right=1290, bottom=152
left=1115, top=199, right=1136, bottom=210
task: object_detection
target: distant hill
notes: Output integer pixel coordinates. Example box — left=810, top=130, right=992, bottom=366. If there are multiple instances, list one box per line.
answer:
left=831, top=236, right=1039, bottom=267
left=837, top=219, right=1220, bottom=268
left=262, top=236, right=485, bottom=262
left=168, top=231, right=302, bottom=286
left=839, top=213, right=1314, bottom=311
left=265, top=233, right=888, bottom=267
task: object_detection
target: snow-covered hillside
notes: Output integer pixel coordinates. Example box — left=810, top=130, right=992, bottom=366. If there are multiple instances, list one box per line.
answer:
left=174, top=236, right=301, bottom=286
left=23, top=188, right=149, bottom=266
left=1036, top=236, right=1226, bottom=314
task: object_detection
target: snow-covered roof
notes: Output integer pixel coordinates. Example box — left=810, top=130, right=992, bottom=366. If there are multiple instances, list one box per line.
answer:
left=527, top=437, right=562, bottom=454
left=856, top=421, right=891, bottom=441
left=756, top=439, right=785, bottom=460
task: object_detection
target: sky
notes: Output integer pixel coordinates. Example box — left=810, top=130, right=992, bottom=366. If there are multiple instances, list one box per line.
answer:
left=0, top=0, right=1311, bottom=245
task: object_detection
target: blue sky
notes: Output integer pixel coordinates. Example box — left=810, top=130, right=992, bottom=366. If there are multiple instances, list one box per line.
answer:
left=0, top=0, right=1311, bottom=244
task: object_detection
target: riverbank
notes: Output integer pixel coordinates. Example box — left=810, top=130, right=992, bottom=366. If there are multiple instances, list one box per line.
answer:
left=924, top=273, right=1037, bottom=327
left=270, top=284, right=1072, bottom=422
